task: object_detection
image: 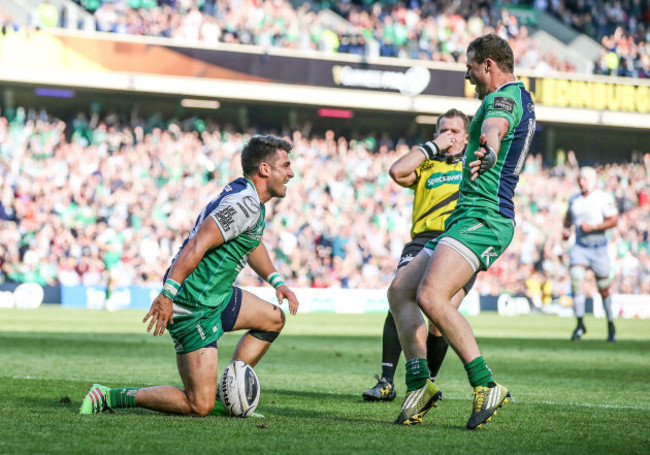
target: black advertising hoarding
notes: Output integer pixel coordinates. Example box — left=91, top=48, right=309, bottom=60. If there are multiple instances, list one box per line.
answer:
left=2, top=31, right=649, bottom=114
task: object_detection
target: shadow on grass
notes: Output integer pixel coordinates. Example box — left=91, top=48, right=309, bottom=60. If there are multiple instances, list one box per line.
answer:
left=2, top=331, right=648, bottom=351
left=9, top=389, right=471, bottom=432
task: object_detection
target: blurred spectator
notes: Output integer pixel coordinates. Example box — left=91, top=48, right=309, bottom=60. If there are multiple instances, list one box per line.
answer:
left=37, top=0, right=59, bottom=29
left=6, top=0, right=639, bottom=77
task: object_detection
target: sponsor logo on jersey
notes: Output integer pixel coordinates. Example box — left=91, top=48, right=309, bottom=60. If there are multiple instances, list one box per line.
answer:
left=236, top=202, right=250, bottom=217
left=461, top=222, right=484, bottom=235
left=493, top=96, right=515, bottom=114
left=480, top=246, right=498, bottom=266
left=425, top=171, right=462, bottom=189
left=215, top=206, right=238, bottom=232
left=241, top=196, right=260, bottom=215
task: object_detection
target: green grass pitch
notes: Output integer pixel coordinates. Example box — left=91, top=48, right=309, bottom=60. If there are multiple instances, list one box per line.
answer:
left=0, top=307, right=648, bottom=454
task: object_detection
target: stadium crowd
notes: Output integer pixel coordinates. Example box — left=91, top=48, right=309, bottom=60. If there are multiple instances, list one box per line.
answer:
left=1, top=108, right=649, bottom=303
left=5, top=0, right=647, bottom=77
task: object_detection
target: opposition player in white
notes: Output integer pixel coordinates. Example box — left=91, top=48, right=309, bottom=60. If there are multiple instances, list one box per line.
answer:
left=563, top=166, right=619, bottom=342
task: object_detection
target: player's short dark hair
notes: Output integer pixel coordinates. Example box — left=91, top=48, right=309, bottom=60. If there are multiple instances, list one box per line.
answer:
left=241, top=135, right=292, bottom=177
left=467, top=34, right=514, bottom=74
left=437, top=108, right=469, bottom=133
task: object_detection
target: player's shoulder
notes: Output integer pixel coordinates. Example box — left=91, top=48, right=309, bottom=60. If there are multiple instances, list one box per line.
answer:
left=483, top=85, right=520, bottom=117
left=211, top=178, right=262, bottom=216
left=487, top=80, right=527, bottom=101
left=223, top=178, right=260, bottom=200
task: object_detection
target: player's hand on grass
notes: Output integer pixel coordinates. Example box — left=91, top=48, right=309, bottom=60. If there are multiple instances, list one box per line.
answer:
left=469, top=133, right=497, bottom=181
left=143, top=294, right=174, bottom=336
left=276, top=285, right=299, bottom=315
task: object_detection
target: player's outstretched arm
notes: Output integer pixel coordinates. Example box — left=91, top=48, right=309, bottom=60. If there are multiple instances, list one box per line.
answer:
left=143, top=218, right=225, bottom=336
left=248, top=243, right=300, bottom=315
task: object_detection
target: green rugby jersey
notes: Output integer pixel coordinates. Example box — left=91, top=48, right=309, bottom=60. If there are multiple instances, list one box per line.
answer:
left=458, top=81, right=536, bottom=220
left=165, top=177, right=265, bottom=309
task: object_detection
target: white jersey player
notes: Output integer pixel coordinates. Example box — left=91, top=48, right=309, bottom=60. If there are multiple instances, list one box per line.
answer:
left=563, top=166, right=619, bottom=342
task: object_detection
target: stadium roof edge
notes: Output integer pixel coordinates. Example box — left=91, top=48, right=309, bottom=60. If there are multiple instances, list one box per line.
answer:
left=44, top=29, right=650, bottom=87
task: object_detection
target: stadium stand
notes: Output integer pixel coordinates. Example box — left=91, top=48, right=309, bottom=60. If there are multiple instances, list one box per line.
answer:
left=2, top=0, right=647, bottom=77
left=0, top=109, right=648, bottom=301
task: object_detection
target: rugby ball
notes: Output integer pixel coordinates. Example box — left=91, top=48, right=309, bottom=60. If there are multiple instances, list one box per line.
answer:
left=219, top=360, right=260, bottom=417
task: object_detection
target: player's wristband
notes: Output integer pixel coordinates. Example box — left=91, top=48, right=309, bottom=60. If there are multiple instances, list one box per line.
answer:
left=266, top=272, right=285, bottom=290
left=418, top=141, right=439, bottom=160
left=162, top=278, right=181, bottom=299
left=160, top=289, right=175, bottom=300
left=478, top=144, right=497, bottom=175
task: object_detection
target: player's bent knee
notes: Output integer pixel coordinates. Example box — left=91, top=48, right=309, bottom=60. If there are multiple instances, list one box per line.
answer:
left=415, top=288, right=434, bottom=309
left=387, top=283, right=397, bottom=307
left=387, top=281, right=407, bottom=308
left=262, top=305, right=285, bottom=332
left=273, top=307, right=286, bottom=331
left=188, top=400, right=214, bottom=417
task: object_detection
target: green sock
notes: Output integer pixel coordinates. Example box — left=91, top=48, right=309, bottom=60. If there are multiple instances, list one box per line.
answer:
left=464, top=356, right=494, bottom=388
left=109, top=387, right=138, bottom=408
left=405, top=358, right=430, bottom=392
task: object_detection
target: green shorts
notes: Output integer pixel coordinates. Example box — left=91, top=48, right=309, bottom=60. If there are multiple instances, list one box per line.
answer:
left=167, top=287, right=242, bottom=354
left=424, top=207, right=515, bottom=271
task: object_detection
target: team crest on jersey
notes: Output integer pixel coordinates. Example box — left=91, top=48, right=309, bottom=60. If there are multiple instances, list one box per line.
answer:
left=493, top=96, right=515, bottom=114
left=237, top=196, right=260, bottom=217
left=480, top=246, right=498, bottom=266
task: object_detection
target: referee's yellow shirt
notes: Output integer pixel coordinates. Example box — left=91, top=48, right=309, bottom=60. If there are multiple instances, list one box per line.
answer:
left=409, top=156, right=463, bottom=238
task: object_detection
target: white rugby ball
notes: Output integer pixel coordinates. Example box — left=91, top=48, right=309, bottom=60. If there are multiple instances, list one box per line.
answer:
left=219, top=360, right=260, bottom=418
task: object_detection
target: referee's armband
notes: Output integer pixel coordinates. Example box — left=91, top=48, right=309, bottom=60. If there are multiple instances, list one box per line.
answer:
left=266, top=272, right=286, bottom=289
left=418, top=141, right=440, bottom=160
